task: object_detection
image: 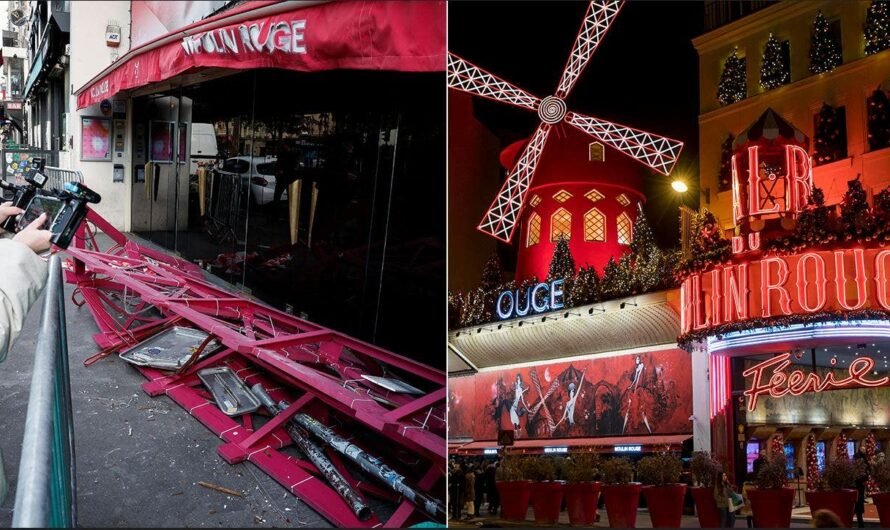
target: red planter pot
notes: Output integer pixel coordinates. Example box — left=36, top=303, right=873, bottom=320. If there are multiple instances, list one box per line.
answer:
left=690, top=486, right=722, bottom=528
left=643, top=484, right=688, bottom=528
left=496, top=480, right=531, bottom=521
left=806, top=489, right=857, bottom=527
left=530, top=481, right=565, bottom=524
left=873, top=492, right=890, bottom=528
left=565, top=482, right=601, bottom=526
left=602, top=483, right=642, bottom=528
left=748, top=487, right=795, bottom=528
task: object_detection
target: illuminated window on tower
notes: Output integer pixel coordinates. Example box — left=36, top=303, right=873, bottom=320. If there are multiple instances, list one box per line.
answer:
left=616, top=193, right=631, bottom=207
left=617, top=212, right=632, bottom=244
left=585, top=189, right=605, bottom=202
left=527, top=213, right=541, bottom=247
left=553, top=190, right=573, bottom=203
left=530, top=194, right=542, bottom=207
left=550, top=208, right=572, bottom=241
left=584, top=208, right=605, bottom=241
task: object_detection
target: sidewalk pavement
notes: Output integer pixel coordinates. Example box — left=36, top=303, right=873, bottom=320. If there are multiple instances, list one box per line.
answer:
left=0, top=237, right=393, bottom=527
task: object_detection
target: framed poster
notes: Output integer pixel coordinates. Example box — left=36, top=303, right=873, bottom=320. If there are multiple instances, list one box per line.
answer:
left=149, top=121, right=174, bottom=163
left=81, top=117, right=112, bottom=161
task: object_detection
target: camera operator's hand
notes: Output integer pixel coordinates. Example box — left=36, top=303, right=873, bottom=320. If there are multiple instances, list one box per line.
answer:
left=12, top=213, right=52, bottom=254
left=0, top=201, right=23, bottom=226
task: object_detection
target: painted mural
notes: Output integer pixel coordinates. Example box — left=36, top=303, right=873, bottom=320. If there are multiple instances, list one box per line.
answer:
left=448, top=349, right=693, bottom=440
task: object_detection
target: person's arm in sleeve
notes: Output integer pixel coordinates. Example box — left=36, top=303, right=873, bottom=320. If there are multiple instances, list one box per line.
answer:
left=0, top=212, right=53, bottom=362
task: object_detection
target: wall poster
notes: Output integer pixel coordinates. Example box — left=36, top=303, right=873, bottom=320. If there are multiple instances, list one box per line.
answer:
left=81, top=117, right=112, bottom=161
left=150, top=121, right=174, bottom=162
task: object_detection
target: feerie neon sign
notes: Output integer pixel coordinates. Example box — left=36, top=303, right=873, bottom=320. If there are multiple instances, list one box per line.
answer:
left=681, top=248, right=890, bottom=334
left=742, top=352, right=889, bottom=411
left=496, top=279, right=565, bottom=320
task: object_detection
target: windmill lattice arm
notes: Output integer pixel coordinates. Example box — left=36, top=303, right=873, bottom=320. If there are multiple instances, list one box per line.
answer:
left=447, top=53, right=541, bottom=112
left=477, top=123, right=551, bottom=242
left=566, top=111, right=684, bottom=176
left=556, top=0, right=625, bottom=98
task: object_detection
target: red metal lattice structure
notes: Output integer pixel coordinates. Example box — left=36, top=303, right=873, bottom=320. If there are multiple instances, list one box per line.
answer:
left=64, top=209, right=446, bottom=528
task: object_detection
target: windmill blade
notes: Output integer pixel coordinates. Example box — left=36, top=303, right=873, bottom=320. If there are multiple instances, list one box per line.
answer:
left=566, top=111, right=684, bottom=176
left=555, top=0, right=625, bottom=99
left=447, top=53, right=541, bottom=112
left=477, top=123, right=552, bottom=242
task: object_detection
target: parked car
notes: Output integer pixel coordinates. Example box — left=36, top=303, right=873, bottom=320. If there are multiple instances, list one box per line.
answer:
left=217, top=155, right=285, bottom=206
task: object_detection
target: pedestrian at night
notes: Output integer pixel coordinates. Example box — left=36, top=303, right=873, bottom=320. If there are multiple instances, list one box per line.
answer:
left=714, top=470, right=736, bottom=528
left=854, top=445, right=870, bottom=528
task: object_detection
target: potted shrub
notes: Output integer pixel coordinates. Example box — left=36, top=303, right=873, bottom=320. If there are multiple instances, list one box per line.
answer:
left=870, top=456, right=890, bottom=526
left=689, top=451, right=722, bottom=528
left=495, top=455, right=531, bottom=521
left=806, top=457, right=862, bottom=527
left=638, top=452, right=687, bottom=528
left=563, top=453, right=602, bottom=526
left=600, top=457, right=641, bottom=528
left=523, top=456, right=565, bottom=524
left=748, top=453, right=795, bottom=528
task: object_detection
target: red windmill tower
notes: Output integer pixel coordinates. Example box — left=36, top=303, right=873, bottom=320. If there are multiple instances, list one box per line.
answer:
left=448, top=1, right=685, bottom=279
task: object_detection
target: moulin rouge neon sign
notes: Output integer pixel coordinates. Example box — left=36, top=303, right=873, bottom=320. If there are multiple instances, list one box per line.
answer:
left=680, top=248, right=890, bottom=334
left=742, top=352, right=889, bottom=411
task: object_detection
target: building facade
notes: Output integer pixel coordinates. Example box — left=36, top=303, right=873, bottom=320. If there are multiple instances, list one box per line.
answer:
left=690, top=0, right=890, bottom=486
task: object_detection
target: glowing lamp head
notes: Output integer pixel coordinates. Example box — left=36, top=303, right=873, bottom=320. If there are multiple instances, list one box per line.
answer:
left=671, top=180, right=689, bottom=193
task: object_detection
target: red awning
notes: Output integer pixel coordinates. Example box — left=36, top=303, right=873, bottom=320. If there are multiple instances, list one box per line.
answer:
left=75, top=0, right=445, bottom=109
left=452, top=434, right=692, bottom=455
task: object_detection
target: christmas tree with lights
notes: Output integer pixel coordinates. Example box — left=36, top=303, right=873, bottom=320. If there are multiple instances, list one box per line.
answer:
left=813, top=103, right=844, bottom=165
left=865, top=0, right=890, bottom=56
left=629, top=205, right=663, bottom=293
left=836, top=433, right=849, bottom=460
left=868, top=88, right=890, bottom=151
left=760, top=34, right=790, bottom=90
left=718, top=134, right=735, bottom=191
left=840, top=175, right=876, bottom=239
left=865, top=433, right=878, bottom=494
left=480, top=252, right=504, bottom=292
left=809, top=11, right=842, bottom=74
left=717, top=48, right=746, bottom=105
left=571, top=265, right=601, bottom=305
left=794, top=187, right=834, bottom=246
left=806, top=434, right=819, bottom=491
left=548, top=235, right=576, bottom=306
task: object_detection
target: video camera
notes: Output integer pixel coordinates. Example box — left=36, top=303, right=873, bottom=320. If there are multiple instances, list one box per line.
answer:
left=0, top=157, right=102, bottom=249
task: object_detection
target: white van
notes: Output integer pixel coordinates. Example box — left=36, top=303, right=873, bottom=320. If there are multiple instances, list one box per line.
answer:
left=190, top=123, right=218, bottom=175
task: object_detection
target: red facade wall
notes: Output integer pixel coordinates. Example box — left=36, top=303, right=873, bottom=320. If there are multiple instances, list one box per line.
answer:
left=447, top=348, right=692, bottom=441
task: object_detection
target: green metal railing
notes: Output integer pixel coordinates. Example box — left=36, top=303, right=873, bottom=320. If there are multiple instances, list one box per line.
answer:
left=12, top=255, right=76, bottom=528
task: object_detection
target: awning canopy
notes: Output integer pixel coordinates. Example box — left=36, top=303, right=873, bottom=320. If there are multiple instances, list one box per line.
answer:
left=451, top=434, right=692, bottom=455
left=75, top=0, right=445, bottom=109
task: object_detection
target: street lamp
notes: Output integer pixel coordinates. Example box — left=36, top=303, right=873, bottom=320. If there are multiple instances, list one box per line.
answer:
left=671, top=179, right=689, bottom=193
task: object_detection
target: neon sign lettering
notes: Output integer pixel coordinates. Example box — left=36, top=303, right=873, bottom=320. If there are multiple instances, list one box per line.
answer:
left=496, top=279, right=565, bottom=320
left=680, top=248, right=890, bottom=334
left=181, top=19, right=307, bottom=57
left=742, top=352, right=889, bottom=411
left=731, top=145, right=813, bottom=225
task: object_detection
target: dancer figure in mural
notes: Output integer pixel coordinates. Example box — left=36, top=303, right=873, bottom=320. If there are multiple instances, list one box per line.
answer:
left=623, top=355, right=653, bottom=434
left=556, top=368, right=586, bottom=430
left=510, top=373, right=528, bottom=436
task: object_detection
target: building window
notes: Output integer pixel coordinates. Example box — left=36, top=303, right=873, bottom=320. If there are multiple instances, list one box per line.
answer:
left=867, top=88, right=890, bottom=152
left=616, top=193, right=630, bottom=207
left=585, top=188, right=605, bottom=202
left=813, top=104, right=847, bottom=165
left=553, top=189, right=572, bottom=203
left=584, top=208, right=606, bottom=242
left=617, top=212, right=633, bottom=245
left=530, top=194, right=542, bottom=207
left=527, top=212, right=541, bottom=247
left=550, top=208, right=572, bottom=242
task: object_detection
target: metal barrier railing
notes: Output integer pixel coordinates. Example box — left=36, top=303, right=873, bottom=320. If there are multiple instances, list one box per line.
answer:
left=42, top=167, right=84, bottom=191
left=204, top=169, right=245, bottom=246
left=12, top=255, right=77, bottom=528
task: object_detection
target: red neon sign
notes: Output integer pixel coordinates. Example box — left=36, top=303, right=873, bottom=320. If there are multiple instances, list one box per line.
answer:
left=742, top=352, right=889, bottom=411
left=680, top=248, right=890, bottom=335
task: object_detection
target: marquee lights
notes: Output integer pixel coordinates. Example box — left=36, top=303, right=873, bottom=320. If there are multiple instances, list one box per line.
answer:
left=742, top=352, right=889, bottom=411
left=708, top=320, right=890, bottom=353
left=681, top=248, right=890, bottom=335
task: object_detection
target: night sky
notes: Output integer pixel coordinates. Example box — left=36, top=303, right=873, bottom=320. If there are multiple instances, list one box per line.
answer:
left=449, top=0, right=705, bottom=249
